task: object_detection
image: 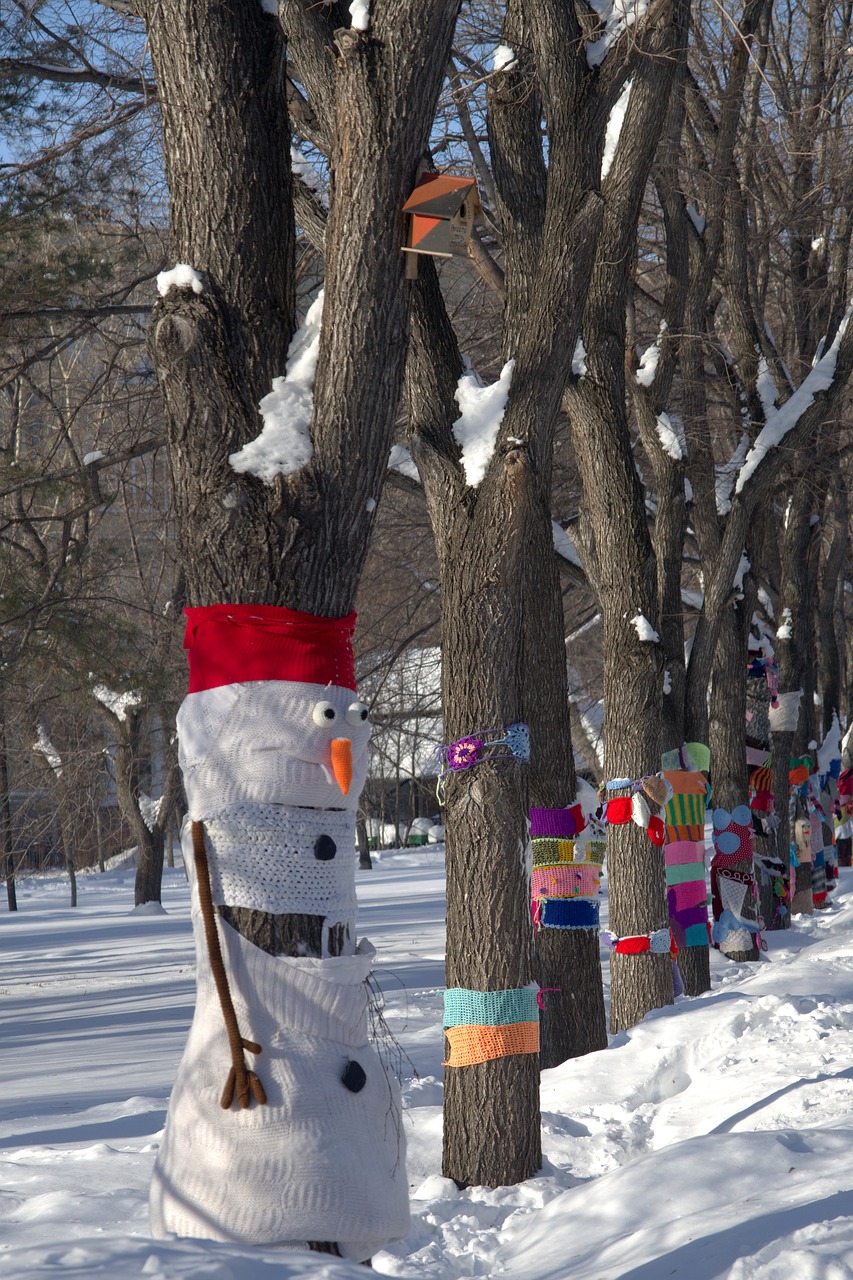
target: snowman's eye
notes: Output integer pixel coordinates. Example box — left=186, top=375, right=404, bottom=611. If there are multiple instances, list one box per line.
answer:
left=346, top=701, right=370, bottom=727
left=312, top=701, right=338, bottom=726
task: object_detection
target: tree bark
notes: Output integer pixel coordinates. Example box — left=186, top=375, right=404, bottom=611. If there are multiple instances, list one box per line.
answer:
left=145, top=0, right=457, bottom=961
left=0, top=701, right=16, bottom=912
left=709, top=602, right=758, bottom=962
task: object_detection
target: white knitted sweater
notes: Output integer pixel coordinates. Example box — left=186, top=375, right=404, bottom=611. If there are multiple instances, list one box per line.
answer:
left=181, top=805, right=358, bottom=949
left=149, top=858, right=409, bottom=1260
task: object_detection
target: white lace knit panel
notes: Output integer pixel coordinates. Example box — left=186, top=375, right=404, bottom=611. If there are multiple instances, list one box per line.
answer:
left=181, top=806, right=357, bottom=935
left=177, top=680, right=371, bottom=819
left=149, top=884, right=409, bottom=1260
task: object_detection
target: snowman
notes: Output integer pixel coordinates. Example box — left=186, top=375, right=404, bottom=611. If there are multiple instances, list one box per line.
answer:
left=149, top=605, right=409, bottom=1261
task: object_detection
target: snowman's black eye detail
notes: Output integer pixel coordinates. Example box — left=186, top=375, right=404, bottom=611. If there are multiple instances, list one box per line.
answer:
left=346, top=701, right=369, bottom=727
left=311, top=701, right=337, bottom=726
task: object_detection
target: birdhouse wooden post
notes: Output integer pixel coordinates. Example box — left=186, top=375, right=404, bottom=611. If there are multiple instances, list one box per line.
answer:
left=402, top=173, right=478, bottom=276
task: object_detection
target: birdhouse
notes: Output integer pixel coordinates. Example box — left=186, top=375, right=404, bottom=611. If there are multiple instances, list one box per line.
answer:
left=402, top=172, right=479, bottom=260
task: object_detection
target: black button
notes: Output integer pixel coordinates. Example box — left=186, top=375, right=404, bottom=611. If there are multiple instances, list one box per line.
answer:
left=314, top=834, right=337, bottom=860
left=342, top=1060, right=366, bottom=1093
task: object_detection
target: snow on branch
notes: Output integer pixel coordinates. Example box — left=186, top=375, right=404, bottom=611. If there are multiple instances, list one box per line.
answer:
left=452, top=359, right=515, bottom=487
left=290, top=146, right=328, bottom=206
left=636, top=321, right=667, bottom=387
left=735, top=305, right=853, bottom=495
left=552, top=521, right=582, bottom=567
left=492, top=46, right=517, bottom=71
left=655, top=411, right=685, bottom=461
left=715, top=432, right=750, bottom=515
left=631, top=613, right=659, bottom=643
left=139, top=792, right=164, bottom=832
left=156, top=264, right=204, bottom=297
left=349, top=0, right=370, bottom=29
left=388, top=444, right=420, bottom=481
left=230, top=292, right=322, bottom=483
left=33, top=724, right=62, bottom=776
left=586, top=0, right=651, bottom=67
left=93, top=684, right=142, bottom=721
left=602, top=80, right=632, bottom=180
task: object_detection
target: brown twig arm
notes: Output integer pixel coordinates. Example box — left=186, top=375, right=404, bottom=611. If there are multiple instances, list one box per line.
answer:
left=191, top=821, right=267, bottom=1110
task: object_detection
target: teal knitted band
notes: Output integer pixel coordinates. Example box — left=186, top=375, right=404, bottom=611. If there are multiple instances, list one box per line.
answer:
left=443, top=986, right=540, bottom=1030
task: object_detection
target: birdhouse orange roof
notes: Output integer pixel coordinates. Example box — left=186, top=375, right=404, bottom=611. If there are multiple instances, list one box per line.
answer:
left=403, top=173, right=477, bottom=219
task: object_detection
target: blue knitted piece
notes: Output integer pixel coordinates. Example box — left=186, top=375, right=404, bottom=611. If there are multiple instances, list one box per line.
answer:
left=505, top=722, right=531, bottom=760
left=443, top=986, right=539, bottom=1029
left=541, top=898, right=600, bottom=930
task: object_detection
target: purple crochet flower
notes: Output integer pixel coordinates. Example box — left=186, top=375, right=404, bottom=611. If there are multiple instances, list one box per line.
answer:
left=446, top=737, right=483, bottom=771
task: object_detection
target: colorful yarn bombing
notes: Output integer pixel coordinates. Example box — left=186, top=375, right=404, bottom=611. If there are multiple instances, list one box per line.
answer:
left=436, top=722, right=530, bottom=801
left=662, top=766, right=710, bottom=949
left=710, top=805, right=762, bottom=951
left=749, top=765, right=774, bottom=814
left=601, top=773, right=672, bottom=846
left=754, top=853, right=789, bottom=929
left=442, top=986, right=539, bottom=1067
left=575, top=814, right=607, bottom=866
left=746, top=652, right=780, bottom=708
left=661, top=742, right=711, bottom=773
left=601, top=928, right=676, bottom=956
left=809, top=801, right=828, bottom=906
left=530, top=806, right=601, bottom=932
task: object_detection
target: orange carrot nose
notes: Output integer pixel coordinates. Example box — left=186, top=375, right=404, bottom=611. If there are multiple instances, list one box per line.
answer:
left=330, top=738, right=353, bottom=796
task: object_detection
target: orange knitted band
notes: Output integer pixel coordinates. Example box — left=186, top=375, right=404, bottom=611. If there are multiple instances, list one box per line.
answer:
left=443, top=1021, right=539, bottom=1067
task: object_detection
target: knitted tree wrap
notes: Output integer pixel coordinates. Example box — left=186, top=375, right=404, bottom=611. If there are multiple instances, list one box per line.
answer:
left=184, top=804, right=358, bottom=939
left=663, top=771, right=708, bottom=829
left=531, top=838, right=576, bottom=867
left=442, top=985, right=539, bottom=1029
left=540, top=897, right=600, bottom=930
left=529, top=806, right=580, bottom=838
left=149, top=869, right=409, bottom=1260
left=531, top=864, right=601, bottom=900
left=155, top=607, right=408, bottom=1258
left=443, top=1021, right=539, bottom=1067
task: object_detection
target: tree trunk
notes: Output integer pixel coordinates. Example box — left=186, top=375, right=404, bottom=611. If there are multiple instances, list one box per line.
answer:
left=0, top=703, right=16, bottom=912
left=709, top=604, right=759, bottom=962
left=436, top=463, right=542, bottom=1188
left=818, top=473, right=848, bottom=735
left=58, top=817, right=77, bottom=909
left=146, top=0, right=457, bottom=962
left=95, top=803, right=105, bottom=873
left=135, top=825, right=165, bottom=908
left=356, top=818, right=372, bottom=871
left=528, top=514, right=606, bottom=1065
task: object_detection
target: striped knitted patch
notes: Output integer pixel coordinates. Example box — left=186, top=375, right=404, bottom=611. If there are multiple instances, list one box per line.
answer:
left=531, top=838, right=575, bottom=867
left=663, top=773, right=708, bottom=829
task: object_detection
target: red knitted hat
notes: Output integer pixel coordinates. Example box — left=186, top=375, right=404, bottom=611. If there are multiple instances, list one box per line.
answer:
left=183, top=604, right=357, bottom=693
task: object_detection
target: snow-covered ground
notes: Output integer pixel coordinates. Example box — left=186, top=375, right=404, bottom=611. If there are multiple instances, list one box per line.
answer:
left=4, top=850, right=853, bottom=1278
